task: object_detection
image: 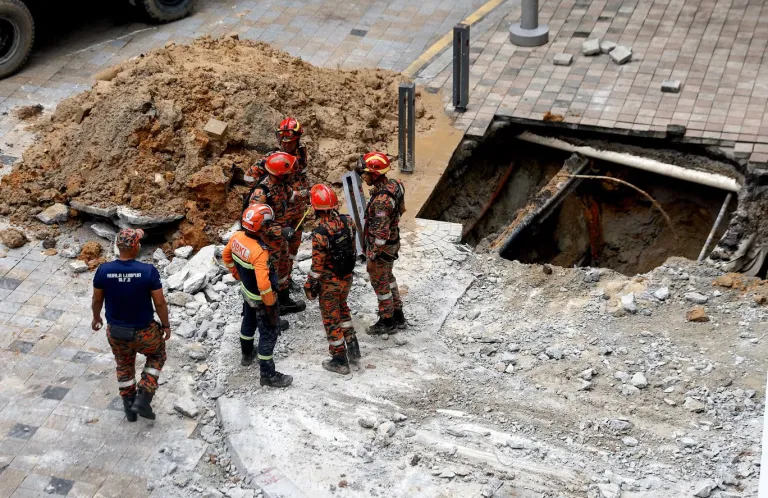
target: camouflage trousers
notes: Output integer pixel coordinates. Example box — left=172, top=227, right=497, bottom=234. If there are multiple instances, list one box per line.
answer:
left=366, top=253, right=402, bottom=319
left=276, top=224, right=303, bottom=292
left=319, top=275, right=355, bottom=357
left=107, top=322, right=166, bottom=399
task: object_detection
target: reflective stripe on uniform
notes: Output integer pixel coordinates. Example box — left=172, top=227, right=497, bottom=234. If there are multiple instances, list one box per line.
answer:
left=375, top=238, right=387, bottom=246
left=257, top=354, right=273, bottom=361
left=240, top=334, right=255, bottom=341
left=328, top=338, right=345, bottom=347
left=260, top=287, right=273, bottom=296
left=225, top=262, right=235, bottom=268
left=143, top=367, right=162, bottom=377
left=240, top=283, right=262, bottom=301
left=377, top=292, right=393, bottom=301
left=118, top=379, right=136, bottom=388
left=233, top=254, right=254, bottom=270
left=309, top=271, right=322, bottom=279
left=340, top=321, right=353, bottom=329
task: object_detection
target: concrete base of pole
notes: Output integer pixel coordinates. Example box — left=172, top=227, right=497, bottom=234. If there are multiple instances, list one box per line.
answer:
left=509, top=23, right=549, bottom=46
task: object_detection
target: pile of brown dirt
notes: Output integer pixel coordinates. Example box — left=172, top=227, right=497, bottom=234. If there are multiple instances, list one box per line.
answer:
left=0, top=35, right=431, bottom=247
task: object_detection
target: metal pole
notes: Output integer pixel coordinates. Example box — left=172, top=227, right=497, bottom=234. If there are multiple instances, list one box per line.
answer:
left=509, top=0, right=549, bottom=47
left=759, top=371, right=768, bottom=498
left=697, top=192, right=733, bottom=263
left=398, top=82, right=415, bottom=173
left=406, top=83, right=415, bottom=173
left=452, top=24, right=470, bottom=112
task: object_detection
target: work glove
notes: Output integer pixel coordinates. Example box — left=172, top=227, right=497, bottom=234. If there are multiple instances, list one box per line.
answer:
left=281, top=226, right=296, bottom=241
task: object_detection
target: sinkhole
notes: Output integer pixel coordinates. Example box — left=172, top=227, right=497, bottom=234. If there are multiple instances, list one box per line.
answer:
left=419, top=127, right=737, bottom=276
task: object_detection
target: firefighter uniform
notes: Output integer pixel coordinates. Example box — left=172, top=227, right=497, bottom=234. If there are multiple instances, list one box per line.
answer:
left=305, top=212, right=358, bottom=359
left=108, top=322, right=167, bottom=399
left=365, top=177, right=405, bottom=320
left=284, top=145, right=310, bottom=284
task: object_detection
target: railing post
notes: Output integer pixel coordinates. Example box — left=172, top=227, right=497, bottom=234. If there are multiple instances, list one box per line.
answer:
left=398, top=82, right=415, bottom=173
left=341, top=171, right=367, bottom=256
left=453, top=23, right=470, bottom=112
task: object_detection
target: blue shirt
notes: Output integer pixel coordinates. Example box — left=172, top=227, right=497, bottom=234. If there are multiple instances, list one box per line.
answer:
left=93, top=259, right=162, bottom=329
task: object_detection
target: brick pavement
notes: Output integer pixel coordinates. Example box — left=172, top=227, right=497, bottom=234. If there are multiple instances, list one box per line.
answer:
left=419, top=0, right=768, bottom=168
left=0, top=242, right=204, bottom=498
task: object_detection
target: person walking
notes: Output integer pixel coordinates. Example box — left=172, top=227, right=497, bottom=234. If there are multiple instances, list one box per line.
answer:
left=304, top=184, right=360, bottom=375
left=223, top=204, right=293, bottom=388
left=91, top=228, right=170, bottom=421
left=356, top=152, right=407, bottom=335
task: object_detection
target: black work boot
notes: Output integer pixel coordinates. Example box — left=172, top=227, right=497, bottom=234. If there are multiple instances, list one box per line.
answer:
left=260, top=372, right=294, bottom=388
left=131, top=389, right=156, bottom=420
left=123, top=396, right=137, bottom=422
left=280, top=319, right=290, bottom=332
left=322, top=356, right=351, bottom=375
left=393, top=309, right=407, bottom=329
left=278, top=289, right=306, bottom=314
left=346, top=336, right=361, bottom=362
left=289, top=279, right=302, bottom=292
left=366, top=316, right=396, bottom=336
left=241, top=351, right=256, bottom=366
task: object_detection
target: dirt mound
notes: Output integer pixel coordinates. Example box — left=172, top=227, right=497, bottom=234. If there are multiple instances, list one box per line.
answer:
left=0, top=36, right=428, bottom=247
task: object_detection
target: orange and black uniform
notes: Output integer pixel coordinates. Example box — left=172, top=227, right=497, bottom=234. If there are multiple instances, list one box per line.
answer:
left=365, top=176, right=405, bottom=319
left=223, top=231, right=281, bottom=376
left=305, top=212, right=357, bottom=358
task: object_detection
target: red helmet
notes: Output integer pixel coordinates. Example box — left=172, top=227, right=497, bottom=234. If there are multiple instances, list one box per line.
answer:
left=241, top=204, right=274, bottom=232
left=276, top=117, right=303, bottom=143
left=358, top=151, right=391, bottom=176
left=263, top=151, right=297, bottom=176
left=310, top=184, right=338, bottom=211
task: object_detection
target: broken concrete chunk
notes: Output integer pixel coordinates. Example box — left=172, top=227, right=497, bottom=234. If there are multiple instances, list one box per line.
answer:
left=36, top=203, right=69, bottom=225
left=582, top=38, right=601, bottom=55
left=685, top=292, right=709, bottom=304
left=621, top=384, right=639, bottom=396
left=683, top=397, right=706, bottom=413
left=596, top=482, right=621, bottom=498
left=621, top=293, right=637, bottom=313
left=183, top=272, right=207, bottom=295
left=175, top=246, right=194, bottom=258
left=622, top=436, right=638, bottom=447
left=378, top=421, right=396, bottom=437
left=175, top=322, right=196, bottom=339
left=653, top=287, right=670, bottom=300
left=693, top=480, right=716, bottom=497
left=600, top=40, right=616, bottom=53
left=204, top=118, right=228, bottom=139
left=553, top=53, right=573, bottom=66
left=167, top=292, right=194, bottom=307
left=173, top=397, right=200, bottom=419
left=630, top=372, right=648, bottom=389
left=610, top=45, right=632, bottom=64
left=70, top=260, right=89, bottom=273
left=358, top=417, right=376, bottom=429
left=661, top=80, right=682, bottom=93
left=73, top=104, right=92, bottom=123
left=69, top=200, right=118, bottom=219
left=116, top=206, right=183, bottom=228
left=606, top=419, right=632, bottom=433
left=90, top=222, right=117, bottom=241
left=153, top=248, right=168, bottom=262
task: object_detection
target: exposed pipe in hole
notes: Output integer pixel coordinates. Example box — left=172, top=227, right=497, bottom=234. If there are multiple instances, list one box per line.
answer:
left=698, top=192, right=733, bottom=262
left=517, top=131, right=741, bottom=193
left=462, top=160, right=516, bottom=238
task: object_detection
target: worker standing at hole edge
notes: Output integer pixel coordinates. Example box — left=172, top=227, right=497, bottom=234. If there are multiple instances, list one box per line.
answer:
left=223, top=204, right=293, bottom=388
left=276, top=117, right=311, bottom=294
left=91, top=228, right=171, bottom=422
left=304, top=184, right=360, bottom=375
left=244, top=151, right=307, bottom=314
left=356, top=152, right=407, bottom=335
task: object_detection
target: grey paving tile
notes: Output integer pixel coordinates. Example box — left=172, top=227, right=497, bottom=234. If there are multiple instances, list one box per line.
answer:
left=41, top=387, right=70, bottom=401
left=6, top=424, right=37, bottom=441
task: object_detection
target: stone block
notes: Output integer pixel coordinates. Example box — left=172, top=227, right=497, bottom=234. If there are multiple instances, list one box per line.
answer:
left=600, top=41, right=616, bottom=53
left=582, top=38, right=601, bottom=56
left=90, top=222, right=117, bottom=241
left=661, top=80, right=682, bottom=93
left=553, top=53, right=573, bottom=66
left=36, top=203, right=69, bottom=225
left=610, top=45, right=632, bottom=64
left=204, top=119, right=228, bottom=139
left=73, top=104, right=92, bottom=124
left=734, top=142, right=753, bottom=159
left=69, top=261, right=88, bottom=274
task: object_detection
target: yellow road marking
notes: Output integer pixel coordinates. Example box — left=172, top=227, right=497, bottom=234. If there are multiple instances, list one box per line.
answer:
left=402, top=0, right=507, bottom=78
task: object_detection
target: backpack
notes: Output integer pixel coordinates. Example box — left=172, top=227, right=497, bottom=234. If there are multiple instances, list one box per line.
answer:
left=316, top=215, right=355, bottom=278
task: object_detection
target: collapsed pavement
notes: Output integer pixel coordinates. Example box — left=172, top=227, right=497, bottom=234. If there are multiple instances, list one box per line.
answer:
left=124, top=217, right=763, bottom=498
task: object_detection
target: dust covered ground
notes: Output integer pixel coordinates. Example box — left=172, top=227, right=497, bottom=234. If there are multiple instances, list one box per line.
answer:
left=160, top=228, right=765, bottom=498
left=0, top=35, right=433, bottom=248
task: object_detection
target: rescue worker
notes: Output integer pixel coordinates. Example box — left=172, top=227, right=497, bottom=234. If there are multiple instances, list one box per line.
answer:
left=356, top=152, right=407, bottom=335
left=304, top=184, right=360, bottom=375
left=244, top=151, right=307, bottom=314
left=276, top=117, right=310, bottom=292
left=223, top=204, right=293, bottom=388
left=91, top=228, right=170, bottom=421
